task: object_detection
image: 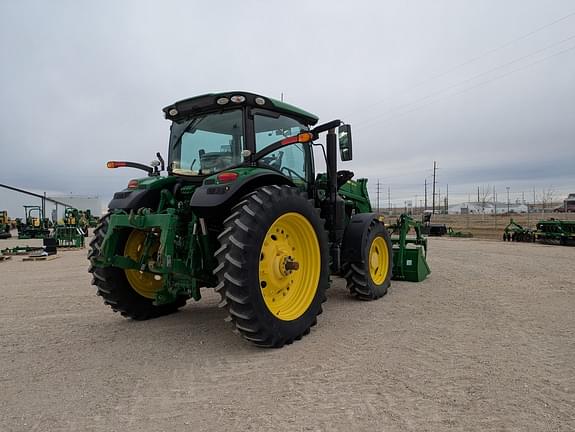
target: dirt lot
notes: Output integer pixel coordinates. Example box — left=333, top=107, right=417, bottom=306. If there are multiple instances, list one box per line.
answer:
left=1, top=236, right=574, bottom=431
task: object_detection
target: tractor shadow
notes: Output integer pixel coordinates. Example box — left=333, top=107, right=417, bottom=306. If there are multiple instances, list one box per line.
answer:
left=88, top=298, right=258, bottom=355
left=85, top=278, right=361, bottom=355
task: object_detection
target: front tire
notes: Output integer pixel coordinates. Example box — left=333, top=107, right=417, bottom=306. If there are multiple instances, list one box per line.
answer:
left=345, top=219, right=393, bottom=300
left=88, top=213, right=187, bottom=320
left=214, top=185, right=329, bottom=347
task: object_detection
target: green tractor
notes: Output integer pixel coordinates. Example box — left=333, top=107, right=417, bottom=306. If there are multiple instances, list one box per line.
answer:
left=17, top=206, right=51, bottom=239
left=89, top=91, right=398, bottom=347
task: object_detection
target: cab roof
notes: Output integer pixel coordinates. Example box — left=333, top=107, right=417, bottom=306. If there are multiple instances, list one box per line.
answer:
left=163, top=91, right=319, bottom=126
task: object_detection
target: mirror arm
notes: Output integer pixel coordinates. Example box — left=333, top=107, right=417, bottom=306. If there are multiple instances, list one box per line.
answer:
left=156, top=152, right=165, bottom=171
left=311, top=119, right=342, bottom=137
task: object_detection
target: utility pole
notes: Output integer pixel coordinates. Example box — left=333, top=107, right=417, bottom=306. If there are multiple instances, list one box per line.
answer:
left=376, top=180, right=380, bottom=214
left=506, top=186, right=510, bottom=214
left=494, top=186, right=497, bottom=215
left=446, top=184, right=449, bottom=213
left=432, top=161, right=437, bottom=214
left=438, top=187, right=441, bottom=215
left=477, top=186, right=480, bottom=204
left=424, top=178, right=428, bottom=211
left=388, top=186, right=391, bottom=214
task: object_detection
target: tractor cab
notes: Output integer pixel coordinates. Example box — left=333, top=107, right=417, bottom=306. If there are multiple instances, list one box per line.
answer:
left=163, top=92, right=320, bottom=187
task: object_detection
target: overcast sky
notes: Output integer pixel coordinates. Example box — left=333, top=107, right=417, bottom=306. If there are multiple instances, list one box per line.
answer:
left=1, top=0, right=574, bottom=213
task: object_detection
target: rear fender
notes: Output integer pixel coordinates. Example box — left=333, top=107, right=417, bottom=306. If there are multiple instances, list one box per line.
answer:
left=190, top=172, right=295, bottom=217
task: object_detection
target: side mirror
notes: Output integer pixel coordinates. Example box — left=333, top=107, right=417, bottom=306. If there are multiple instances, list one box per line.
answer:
left=338, top=124, right=353, bottom=161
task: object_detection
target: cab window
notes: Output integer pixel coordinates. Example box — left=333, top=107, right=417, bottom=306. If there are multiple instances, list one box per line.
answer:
left=254, top=112, right=311, bottom=184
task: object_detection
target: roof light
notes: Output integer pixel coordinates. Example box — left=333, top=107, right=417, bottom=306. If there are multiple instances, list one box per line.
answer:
left=255, top=97, right=266, bottom=105
left=107, top=161, right=127, bottom=169
left=217, top=172, right=239, bottom=183
left=168, top=108, right=178, bottom=116
left=217, top=97, right=229, bottom=105
left=127, top=179, right=139, bottom=189
left=230, top=95, right=246, bottom=103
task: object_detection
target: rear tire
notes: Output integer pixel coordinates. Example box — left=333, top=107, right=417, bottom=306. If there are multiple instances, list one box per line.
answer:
left=88, top=213, right=186, bottom=320
left=214, top=185, right=329, bottom=348
left=345, top=220, right=393, bottom=300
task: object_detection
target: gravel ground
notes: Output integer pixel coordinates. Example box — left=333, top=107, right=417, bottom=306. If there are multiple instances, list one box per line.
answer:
left=1, top=237, right=574, bottom=431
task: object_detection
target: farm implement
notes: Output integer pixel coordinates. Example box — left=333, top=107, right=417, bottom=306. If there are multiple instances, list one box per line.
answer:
left=535, top=219, right=575, bottom=245
left=503, top=218, right=534, bottom=242
left=388, top=214, right=431, bottom=282
left=53, top=208, right=88, bottom=248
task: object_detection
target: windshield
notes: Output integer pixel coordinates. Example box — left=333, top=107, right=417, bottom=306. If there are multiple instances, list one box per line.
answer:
left=171, top=109, right=244, bottom=175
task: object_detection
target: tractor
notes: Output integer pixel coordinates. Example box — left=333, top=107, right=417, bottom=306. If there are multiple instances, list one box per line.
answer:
left=0, top=211, right=12, bottom=239
left=89, top=91, right=402, bottom=347
left=17, top=206, right=51, bottom=239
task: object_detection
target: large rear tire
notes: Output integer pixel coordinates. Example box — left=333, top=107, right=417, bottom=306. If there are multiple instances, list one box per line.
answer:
left=88, top=214, right=187, bottom=320
left=214, top=185, right=329, bottom=347
left=345, top=219, right=393, bottom=300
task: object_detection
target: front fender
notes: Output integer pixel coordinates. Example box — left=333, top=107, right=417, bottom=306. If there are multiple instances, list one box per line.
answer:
left=340, top=213, right=380, bottom=264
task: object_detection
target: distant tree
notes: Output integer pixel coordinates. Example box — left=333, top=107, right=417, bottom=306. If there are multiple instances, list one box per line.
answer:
left=540, top=187, right=555, bottom=213
left=479, top=185, right=492, bottom=213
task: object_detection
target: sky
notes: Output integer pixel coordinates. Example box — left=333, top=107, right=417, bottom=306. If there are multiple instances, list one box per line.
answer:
left=1, top=0, right=574, bottom=215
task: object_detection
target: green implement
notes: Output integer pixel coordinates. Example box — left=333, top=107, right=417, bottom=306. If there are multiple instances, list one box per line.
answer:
left=535, top=219, right=575, bottom=245
left=388, top=214, right=431, bottom=282
left=502, top=218, right=534, bottom=242
left=53, top=208, right=87, bottom=248
left=447, top=227, right=473, bottom=238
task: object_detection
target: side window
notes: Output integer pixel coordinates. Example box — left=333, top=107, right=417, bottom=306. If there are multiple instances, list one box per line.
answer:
left=254, top=113, right=309, bottom=184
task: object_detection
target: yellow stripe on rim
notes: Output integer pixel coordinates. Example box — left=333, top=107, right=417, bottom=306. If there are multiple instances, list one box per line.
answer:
left=124, top=230, right=162, bottom=299
left=369, top=236, right=389, bottom=285
left=258, top=212, right=320, bottom=321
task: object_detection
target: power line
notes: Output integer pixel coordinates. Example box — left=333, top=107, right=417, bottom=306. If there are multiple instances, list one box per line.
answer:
left=344, top=9, right=575, bottom=120
left=355, top=33, right=575, bottom=130
left=356, top=43, right=575, bottom=131
left=432, top=161, right=437, bottom=214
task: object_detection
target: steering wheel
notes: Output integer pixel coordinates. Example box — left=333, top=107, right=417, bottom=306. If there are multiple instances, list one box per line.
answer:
left=281, top=166, right=306, bottom=182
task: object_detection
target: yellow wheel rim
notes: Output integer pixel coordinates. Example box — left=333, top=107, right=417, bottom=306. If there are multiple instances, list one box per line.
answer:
left=259, top=212, right=320, bottom=321
left=124, top=230, right=162, bottom=299
left=368, top=236, right=389, bottom=285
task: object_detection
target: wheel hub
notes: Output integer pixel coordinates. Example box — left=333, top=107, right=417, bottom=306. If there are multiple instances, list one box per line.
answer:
left=258, top=212, right=320, bottom=321
left=368, top=236, right=389, bottom=285
left=124, top=230, right=162, bottom=299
